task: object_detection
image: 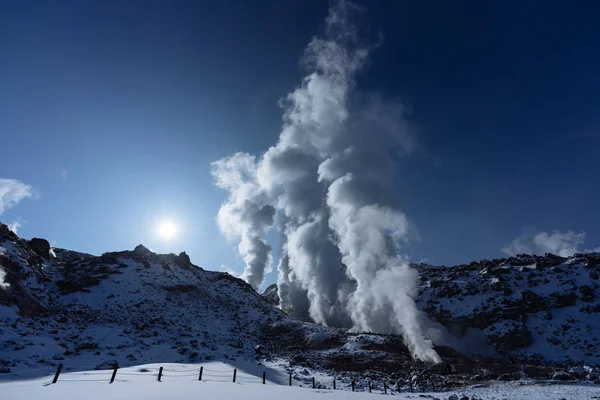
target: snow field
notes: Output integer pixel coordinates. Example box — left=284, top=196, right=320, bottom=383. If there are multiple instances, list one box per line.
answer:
left=1, top=362, right=600, bottom=400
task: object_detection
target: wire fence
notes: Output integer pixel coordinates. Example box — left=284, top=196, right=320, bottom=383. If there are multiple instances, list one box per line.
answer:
left=0, top=362, right=444, bottom=395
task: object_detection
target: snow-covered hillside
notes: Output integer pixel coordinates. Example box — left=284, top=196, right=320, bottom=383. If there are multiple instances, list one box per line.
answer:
left=416, top=253, right=600, bottom=364
left=0, top=223, right=284, bottom=372
left=264, top=252, right=600, bottom=367
left=2, top=221, right=600, bottom=389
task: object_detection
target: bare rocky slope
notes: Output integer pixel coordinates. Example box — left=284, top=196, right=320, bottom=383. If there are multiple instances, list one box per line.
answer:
left=1, top=222, right=599, bottom=387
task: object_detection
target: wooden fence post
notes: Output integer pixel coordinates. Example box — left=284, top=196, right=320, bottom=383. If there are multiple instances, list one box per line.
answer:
left=431, top=377, right=436, bottom=392
left=351, top=380, right=355, bottom=392
left=289, top=372, right=292, bottom=386
left=52, top=364, right=63, bottom=384
left=396, top=380, right=400, bottom=393
left=383, top=381, right=387, bottom=394
left=368, top=381, right=372, bottom=393
left=333, top=379, right=336, bottom=390
left=233, top=369, right=237, bottom=383
left=199, top=366, right=203, bottom=381
left=110, top=364, right=118, bottom=384
left=409, top=378, right=413, bottom=393
left=157, top=366, right=163, bottom=382
left=312, top=377, right=315, bottom=388
left=262, top=371, right=266, bottom=384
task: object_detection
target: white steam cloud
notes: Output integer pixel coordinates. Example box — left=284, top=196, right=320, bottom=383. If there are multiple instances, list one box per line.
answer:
left=211, top=154, right=275, bottom=290
left=8, top=221, right=21, bottom=234
left=0, top=178, right=34, bottom=215
left=503, top=230, right=600, bottom=257
left=212, top=0, right=440, bottom=362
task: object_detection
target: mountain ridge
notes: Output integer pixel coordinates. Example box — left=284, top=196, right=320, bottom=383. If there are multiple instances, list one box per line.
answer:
left=2, top=222, right=600, bottom=386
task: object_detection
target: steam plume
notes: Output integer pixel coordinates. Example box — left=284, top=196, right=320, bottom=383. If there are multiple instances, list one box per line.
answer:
left=503, top=230, right=599, bottom=257
left=213, top=0, right=440, bottom=362
left=211, top=153, right=275, bottom=290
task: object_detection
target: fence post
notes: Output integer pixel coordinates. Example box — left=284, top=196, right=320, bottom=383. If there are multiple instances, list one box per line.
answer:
left=289, top=372, right=292, bottom=386
left=233, top=369, right=237, bottom=383
left=383, top=381, right=387, bottom=394
left=52, top=364, right=63, bottom=384
left=262, top=371, right=266, bottom=384
left=110, top=364, right=118, bottom=384
left=312, top=377, right=315, bottom=388
left=368, top=381, right=372, bottom=393
left=409, top=378, right=413, bottom=393
left=157, top=366, right=163, bottom=382
left=199, top=366, right=203, bottom=381
left=351, top=380, right=355, bottom=392
left=333, top=379, right=336, bottom=390
left=431, top=377, right=436, bottom=392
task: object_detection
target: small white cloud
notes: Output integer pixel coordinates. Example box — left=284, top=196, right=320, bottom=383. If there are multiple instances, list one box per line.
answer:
left=60, top=168, right=68, bottom=181
left=503, top=230, right=591, bottom=257
left=0, top=178, right=35, bottom=215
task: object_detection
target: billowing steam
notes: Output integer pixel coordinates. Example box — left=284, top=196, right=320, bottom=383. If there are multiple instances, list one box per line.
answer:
left=211, top=153, right=275, bottom=290
left=212, top=0, right=440, bottom=362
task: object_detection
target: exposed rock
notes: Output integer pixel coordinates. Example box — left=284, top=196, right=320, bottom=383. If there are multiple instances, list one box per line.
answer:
left=552, top=371, right=573, bottom=381
left=133, top=244, right=152, bottom=255
left=175, top=251, right=191, bottom=267
left=262, top=283, right=280, bottom=306
left=568, top=366, right=586, bottom=378
left=29, top=238, right=51, bottom=258
left=254, top=344, right=267, bottom=356
left=579, top=285, right=596, bottom=302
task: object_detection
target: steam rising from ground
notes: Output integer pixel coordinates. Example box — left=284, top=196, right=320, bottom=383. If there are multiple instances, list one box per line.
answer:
left=212, top=0, right=440, bottom=362
left=503, top=230, right=600, bottom=257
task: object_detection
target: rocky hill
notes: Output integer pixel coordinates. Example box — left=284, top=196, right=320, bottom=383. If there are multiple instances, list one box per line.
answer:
left=264, top=254, right=600, bottom=366
left=416, top=252, right=600, bottom=365
left=0, top=222, right=284, bottom=372
left=2, top=222, right=600, bottom=386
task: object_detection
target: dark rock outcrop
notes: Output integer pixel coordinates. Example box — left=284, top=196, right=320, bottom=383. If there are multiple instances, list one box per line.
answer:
left=262, top=283, right=280, bottom=306
left=29, top=238, right=51, bottom=258
left=174, top=252, right=191, bottom=267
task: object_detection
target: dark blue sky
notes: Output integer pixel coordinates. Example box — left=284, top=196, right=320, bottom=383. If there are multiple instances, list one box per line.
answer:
left=1, top=0, right=598, bottom=283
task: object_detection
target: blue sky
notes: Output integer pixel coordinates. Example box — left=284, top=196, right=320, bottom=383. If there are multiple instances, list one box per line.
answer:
left=1, top=0, right=599, bottom=287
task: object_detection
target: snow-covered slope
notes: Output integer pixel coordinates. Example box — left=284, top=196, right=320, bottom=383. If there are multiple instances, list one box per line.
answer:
left=2, top=362, right=599, bottom=400
left=2, top=221, right=600, bottom=388
left=416, top=253, right=600, bottom=364
left=0, top=223, right=284, bottom=372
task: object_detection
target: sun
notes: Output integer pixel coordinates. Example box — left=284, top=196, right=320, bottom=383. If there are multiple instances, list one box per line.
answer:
left=156, top=220, right=178, bottom=240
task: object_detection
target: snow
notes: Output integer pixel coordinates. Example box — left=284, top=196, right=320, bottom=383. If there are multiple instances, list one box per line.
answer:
left=1, top=362, right=599, bottom=400
left=0, top=235, right=287, bottom=372
left=417, top=255, right=600, bottom=364
left=0, top=266, right=9, bottom=289
left=3, top=225, right=600, bottom=394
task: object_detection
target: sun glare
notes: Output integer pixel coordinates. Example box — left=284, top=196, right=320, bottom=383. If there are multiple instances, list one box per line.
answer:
left=156, top=220, right=178, bottom=240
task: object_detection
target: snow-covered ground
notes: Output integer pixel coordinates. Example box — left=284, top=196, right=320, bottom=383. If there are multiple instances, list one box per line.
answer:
left=1, top=362, right=599, bottom=400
